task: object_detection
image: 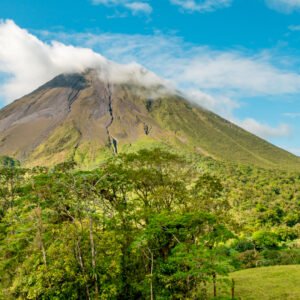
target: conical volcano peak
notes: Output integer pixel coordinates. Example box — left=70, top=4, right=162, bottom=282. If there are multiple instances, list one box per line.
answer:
left=83, top=61, right=168, bottom=90
left=38, top=68, right=105, bottom=91
left=38, top=65, right=170, bottom=96
left=0, top=68, right=299, bottom=170
left=41, top=73, right=88, bottom=90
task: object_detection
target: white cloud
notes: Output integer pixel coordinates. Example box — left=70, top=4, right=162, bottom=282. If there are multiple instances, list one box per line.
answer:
left=60, top=32, right=300, bottom=102
left=170, top=0, right=232, bottom=12
left=124, top=2, right=152, bottom=14
left=266, top=0, right=300, bottom=13
left=36, top=29, right=300, bottom=129
left=0, top=20, right=163, bottom=102
left=236, top=118, right=291, bottom=139
left=1, top=20, right=299, bottom=141
left=92, top=0, right=152, bottom=15
left=184, top=89, right=239, bottom=117
left=171, top=51, right=300, bottom=96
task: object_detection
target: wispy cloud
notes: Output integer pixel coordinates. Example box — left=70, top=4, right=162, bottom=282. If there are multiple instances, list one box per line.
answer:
left=91, top=0, right=152, bottom=15
left=288, top=24, right=300, bottom=31
left=236, top=118, right=291, bottom=139
left=183, top=89, right=239, bottom=118
left=283, top=112, right=300, bottom=118
left=124, top=2, right=152, bottom=14
left=59, top=31, right=300, bottom=98
left=0, top=20, right=162, bottom=102
left=170, top=0, right=232, bottom=13
left=266, top=0, right=300, bottom=13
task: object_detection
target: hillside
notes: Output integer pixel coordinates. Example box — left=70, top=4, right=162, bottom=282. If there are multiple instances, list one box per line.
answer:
left=0, top=69, right=299, bottom=169
left=229, top=266, right=300, bottom=300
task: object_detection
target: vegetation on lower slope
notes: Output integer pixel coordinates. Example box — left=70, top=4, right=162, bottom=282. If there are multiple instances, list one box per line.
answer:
left=0, top=148, right=299, bottom=299
left=0, top=156, right=20, bottom=167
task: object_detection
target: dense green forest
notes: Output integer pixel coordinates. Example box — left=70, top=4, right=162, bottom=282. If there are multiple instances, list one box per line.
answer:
left=0, top=149, right=299, bottom=299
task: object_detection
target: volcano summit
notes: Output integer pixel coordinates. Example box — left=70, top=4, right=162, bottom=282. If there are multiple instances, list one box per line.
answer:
left=0, top=69, right=299, bottom=169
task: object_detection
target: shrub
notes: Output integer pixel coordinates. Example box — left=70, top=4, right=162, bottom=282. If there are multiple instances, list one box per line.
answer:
left=236, top=250, right=261, bottom=269
left=261, top=249, right=300, bottom=266
left=252, top=230, right=280, bottom=250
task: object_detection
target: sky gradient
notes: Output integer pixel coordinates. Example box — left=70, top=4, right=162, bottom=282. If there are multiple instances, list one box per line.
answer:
left=0, top=0, right=300, bottom=155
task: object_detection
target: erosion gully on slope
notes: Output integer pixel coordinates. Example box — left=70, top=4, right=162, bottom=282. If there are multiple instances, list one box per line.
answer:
left=105, top=83, right=118, bottom=155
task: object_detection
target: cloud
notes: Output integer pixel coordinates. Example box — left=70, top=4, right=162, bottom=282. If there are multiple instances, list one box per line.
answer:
left=64, top=32, right=299, bottom=139
left=288, top=24, right=300, bottom=31
left=170, top=0, right=232, bottom=12
left=91, top=0, right=152, bottom=15
left=1, top=20, right=299, bottom=141
left=57, top=31, right=300, bottom=99
left=283, top=112, right=300, bottom=118
left=236, top=118, right=291, bottom=139
left=124, top=2, right=152, bottom=14
left=0, top=20, right=162, bottom=102
left=170, top=51, right=300, bottom=96
left=266, top=0, right=300, bottom=13
left=36, top=29, right=300, bottom=127
left=183, top=89, right=239, bottom=118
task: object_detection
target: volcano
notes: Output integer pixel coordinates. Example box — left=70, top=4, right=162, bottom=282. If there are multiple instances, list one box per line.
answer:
left=0, top=69, right=299, bottom=169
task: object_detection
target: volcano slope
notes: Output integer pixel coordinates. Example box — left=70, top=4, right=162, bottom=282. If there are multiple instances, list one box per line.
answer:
left=0, top=69, right=299, bottom=169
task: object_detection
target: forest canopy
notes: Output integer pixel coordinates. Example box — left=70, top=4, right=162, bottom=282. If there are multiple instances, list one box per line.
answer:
left=0, top=149, right=299, bottom=299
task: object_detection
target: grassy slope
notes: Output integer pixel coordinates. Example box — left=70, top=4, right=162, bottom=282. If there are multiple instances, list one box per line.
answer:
left=218, top=265, right=300, bottom=300
left=151, top=96, right=300, bottom=171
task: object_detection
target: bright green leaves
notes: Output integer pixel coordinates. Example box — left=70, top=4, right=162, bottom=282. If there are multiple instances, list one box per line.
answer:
left=1, top=148, right=298, bottom=299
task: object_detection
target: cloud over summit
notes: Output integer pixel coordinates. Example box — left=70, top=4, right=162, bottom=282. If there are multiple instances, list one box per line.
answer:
left=0, top=20, right=298, bottom=141
left=0, top=20, right=161, bottom=103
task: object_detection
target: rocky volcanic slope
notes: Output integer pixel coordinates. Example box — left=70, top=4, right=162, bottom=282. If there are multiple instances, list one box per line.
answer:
left=0, top=69, right=299, bottom=169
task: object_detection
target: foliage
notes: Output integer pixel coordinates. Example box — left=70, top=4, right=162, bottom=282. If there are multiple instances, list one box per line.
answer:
left=0, top=156, right=20, bottom=168
left=0, top=148, right=299, bottom=299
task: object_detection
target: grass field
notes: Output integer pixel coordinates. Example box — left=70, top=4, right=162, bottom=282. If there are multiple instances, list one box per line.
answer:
left=219, top=265, right=300, bottom=300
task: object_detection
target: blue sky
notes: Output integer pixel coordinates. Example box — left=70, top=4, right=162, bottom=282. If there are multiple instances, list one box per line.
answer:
left=0, top=0, right=300, bottom=155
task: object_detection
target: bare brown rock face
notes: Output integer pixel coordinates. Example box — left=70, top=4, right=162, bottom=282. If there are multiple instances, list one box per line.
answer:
left=0, top=69, right=299, bottom=169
